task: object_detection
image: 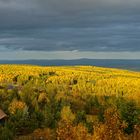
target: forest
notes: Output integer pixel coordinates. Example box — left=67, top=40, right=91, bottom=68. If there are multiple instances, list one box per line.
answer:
left=0, top=65, right=140, bottom=140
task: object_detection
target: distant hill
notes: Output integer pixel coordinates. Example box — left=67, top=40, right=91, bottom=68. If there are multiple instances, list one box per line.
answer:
left=0, top=59, right=140, bottom=71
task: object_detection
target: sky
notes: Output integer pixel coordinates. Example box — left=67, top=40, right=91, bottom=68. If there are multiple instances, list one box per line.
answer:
left=0, top=0, right=140, bottom=60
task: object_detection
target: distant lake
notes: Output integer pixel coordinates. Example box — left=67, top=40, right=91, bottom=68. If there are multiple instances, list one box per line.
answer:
left=0, top=59, right=140, bottom=72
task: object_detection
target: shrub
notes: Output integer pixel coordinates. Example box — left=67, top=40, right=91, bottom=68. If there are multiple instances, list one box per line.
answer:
left=92, top=107, right=127, bottom=140
left=116, top=98, right=140, bottom=134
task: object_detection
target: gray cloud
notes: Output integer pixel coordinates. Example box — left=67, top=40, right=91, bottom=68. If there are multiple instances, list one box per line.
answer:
left=0, top=0, right=140, bottom=28
left=0, top=23, right=140, bottom=52
left=0, top=0, right=140, bottom=53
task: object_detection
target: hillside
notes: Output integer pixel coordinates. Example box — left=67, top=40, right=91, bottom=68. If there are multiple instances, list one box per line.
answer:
left=0, top=65, right=140, bottom=139
left=0, top=59, right=140, bottom=71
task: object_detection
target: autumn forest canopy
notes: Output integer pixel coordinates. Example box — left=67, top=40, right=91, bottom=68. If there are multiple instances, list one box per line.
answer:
left=0, top=65, right=140, bottom=139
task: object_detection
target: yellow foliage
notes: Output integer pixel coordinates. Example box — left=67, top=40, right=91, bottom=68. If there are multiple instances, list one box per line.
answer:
left=56, top=120, right=74, bottom=140
left=1, top=65, right=140, bottom=102
left=1, top=65, right=140, bottom=139
left=32, top=128, right=54, bottom=140
left=60, top=106, right=75, bottom=123
left=56, top=120, right=92, bottom=140
left=92, top=107, right=127, bottom=140
left=72, top=123, right=92, bottom=140
left=38, top=92, right=49, bottom=103
left=8, top=100, right=27, bottom=114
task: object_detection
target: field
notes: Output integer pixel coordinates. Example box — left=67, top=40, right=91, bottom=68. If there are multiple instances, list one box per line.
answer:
left=0, top=65, right=140, bottom=139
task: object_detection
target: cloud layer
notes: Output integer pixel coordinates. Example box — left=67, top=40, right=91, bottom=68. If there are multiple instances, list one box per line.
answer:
left=0, top=0, right=140, bottom=28
left=0, top=0, right=140, bottom=54
left=0, top=24, right=140, bottom=52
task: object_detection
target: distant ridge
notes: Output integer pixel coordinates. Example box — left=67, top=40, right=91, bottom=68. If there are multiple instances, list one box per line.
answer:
left=0, top=59, right=140, bottom=71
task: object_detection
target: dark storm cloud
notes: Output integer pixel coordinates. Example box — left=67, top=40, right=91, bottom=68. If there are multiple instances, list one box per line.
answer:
left=0, top=0, right=140, bottom=28
left=0, top=0, right=140, bottom=52
left=1, top=24, right=140, bottom=52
